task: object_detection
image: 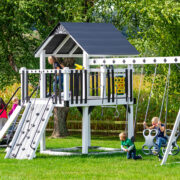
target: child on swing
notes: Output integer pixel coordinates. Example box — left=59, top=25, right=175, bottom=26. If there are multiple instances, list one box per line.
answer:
left=119, top=132, right=142, bottom=160
left=143, top=117, right=167, bottom=160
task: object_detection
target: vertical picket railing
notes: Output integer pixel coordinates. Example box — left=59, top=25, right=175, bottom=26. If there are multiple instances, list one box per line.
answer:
left=69, top=69, right=86, bottom=105
left=90, top=71, right=100, bottom=97
left=21, top=67, right=131, bottom=106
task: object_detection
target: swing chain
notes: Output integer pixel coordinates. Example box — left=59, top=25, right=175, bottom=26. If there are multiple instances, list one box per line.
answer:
left=159, top=64, right=171, bottom=122
left=101, top=85, right=120, bottom=119
left=134, top=65, right=144, bottom=135
left=144, top=64, right=158, bottom=128
left=164, top=64, right=171, bottom=136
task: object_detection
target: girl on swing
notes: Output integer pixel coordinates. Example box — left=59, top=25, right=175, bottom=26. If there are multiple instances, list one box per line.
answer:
left=143, top=117, right=167, bottom=160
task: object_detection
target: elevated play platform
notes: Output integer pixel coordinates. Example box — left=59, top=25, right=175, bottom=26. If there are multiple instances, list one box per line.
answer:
left=20, top=67, right=133, bottom=108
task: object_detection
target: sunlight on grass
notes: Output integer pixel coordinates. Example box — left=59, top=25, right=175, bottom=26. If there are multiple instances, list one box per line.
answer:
left=0, top=136, right=180, bottom=180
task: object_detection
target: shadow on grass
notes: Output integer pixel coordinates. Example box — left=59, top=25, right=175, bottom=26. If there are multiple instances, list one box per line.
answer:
left=36, top=147, right=150, bottom=160
left=36, top=152, right=127, bottom=160
left=46, top=134, right=145, bottom=142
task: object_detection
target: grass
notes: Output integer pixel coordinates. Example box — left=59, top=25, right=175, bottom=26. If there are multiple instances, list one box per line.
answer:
left=0, top=135, right=180, bottom=180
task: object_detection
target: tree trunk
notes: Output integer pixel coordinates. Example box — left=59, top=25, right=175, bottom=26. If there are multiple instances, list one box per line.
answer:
left=51, top=107, right=69, bottom=137
left=51, top=58, right=74, bottom=138
left=8, top=53, right=18, bottom=72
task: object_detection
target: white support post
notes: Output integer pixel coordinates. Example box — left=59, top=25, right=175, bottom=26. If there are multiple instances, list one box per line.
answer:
left=82, top=107, right=89, bottom=154
left=128, top=65, right=134, bottom=139
left=100, top=65, right=106, bottom=99
left=63, top=67, right=70, bottom=106
left=20, top=67, right=26, bottom=105
left=24, top=68, right=28, bottom=103
left=161, top=110, right=180, bottom=165
left=88, top=114, right=91, bottom=147
left=40, top=50, right=46, bottom=98
left=82, top=51, right=90, bottom=154
left=85, top=54, right=91, bottom=148
left=40, top=133, right=46, bottom=152
left=128, top=105, right=134, bottom=139
left=40, top=50, right=46, bottom=152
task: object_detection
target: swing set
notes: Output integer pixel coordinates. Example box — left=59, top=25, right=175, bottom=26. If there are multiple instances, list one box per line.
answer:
left=0, top=22, right=179, bottom=165
left=134, top=64, right=180, bottom=156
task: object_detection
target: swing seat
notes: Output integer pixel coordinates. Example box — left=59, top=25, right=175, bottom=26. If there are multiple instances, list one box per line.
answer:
left=161, top=130, right=180, bottom=156
left=151, top=129, right=180, bottom=156
left=162, top=142, right=180, bottom=156
left=142, top=129, right=160, bottom=156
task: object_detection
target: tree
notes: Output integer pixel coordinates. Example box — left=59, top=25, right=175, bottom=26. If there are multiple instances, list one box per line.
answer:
left=52, top=58, right=75, bottom=138
left=0, top=0, right=40, bottom=89
left=0, top=0, right=95, bottom=89
left=92, top=0, right=180, bottom=111
left=0, top=0, right=179, bottom=134
left=0, top=0, right=95, bottom=137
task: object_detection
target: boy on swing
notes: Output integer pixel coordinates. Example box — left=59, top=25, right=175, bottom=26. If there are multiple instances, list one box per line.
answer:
left=119, top=132, right=142, bottom=160
left=143, top=117, right=167, bottom=160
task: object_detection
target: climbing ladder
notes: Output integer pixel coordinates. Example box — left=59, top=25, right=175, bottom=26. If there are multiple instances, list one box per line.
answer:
left=5, top=98, right=54, bottom=159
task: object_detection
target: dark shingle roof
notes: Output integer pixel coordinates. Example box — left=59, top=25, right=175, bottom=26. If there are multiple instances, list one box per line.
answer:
left=35, top=22, right=139, bottom=56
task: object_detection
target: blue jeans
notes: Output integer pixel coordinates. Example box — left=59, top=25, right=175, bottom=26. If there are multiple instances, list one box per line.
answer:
left=53, top=74, right=63, bottom=92
left=156, top=137, right=167, bottom=158
left=127, top=149, right=141, bottom=160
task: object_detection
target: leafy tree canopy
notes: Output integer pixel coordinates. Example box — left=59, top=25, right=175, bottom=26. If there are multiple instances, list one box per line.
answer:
left=0, top=0, right=179, bottom=109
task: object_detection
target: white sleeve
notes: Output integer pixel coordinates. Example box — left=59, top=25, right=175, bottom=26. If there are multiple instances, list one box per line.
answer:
left=128, top=145, right=135, bottom=151
left=121, top=145, right=126, bottom=151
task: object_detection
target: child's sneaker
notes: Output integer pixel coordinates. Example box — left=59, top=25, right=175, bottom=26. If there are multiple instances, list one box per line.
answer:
left=138, top=155, right=142, bottom=159
left=152, top=147, right=158, bottom=155
left=158, top=156, right=163, bottom=161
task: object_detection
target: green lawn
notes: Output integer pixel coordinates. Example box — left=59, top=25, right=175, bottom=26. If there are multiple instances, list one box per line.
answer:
left=0, top=135, right=180, bottom=180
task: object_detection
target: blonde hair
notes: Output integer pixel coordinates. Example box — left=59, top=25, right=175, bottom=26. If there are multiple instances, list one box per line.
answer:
left=12, top=96, right=19, bottom=103
left=151, top=117, right=159, bottom=124
left=119, top=132, right=127, bottom=140
left=48, top=56, right=56, bottom=62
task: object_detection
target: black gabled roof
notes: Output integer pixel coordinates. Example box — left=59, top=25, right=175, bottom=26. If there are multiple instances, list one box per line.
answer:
left=35, top=22, right=139, bottom=56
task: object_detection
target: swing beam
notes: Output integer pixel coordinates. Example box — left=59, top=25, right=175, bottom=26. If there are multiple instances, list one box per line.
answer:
left=89, top=56, right=180, bottom=65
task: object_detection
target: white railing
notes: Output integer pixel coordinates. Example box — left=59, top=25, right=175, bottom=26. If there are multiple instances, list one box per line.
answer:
left=19, top=66, right=132, bottom=107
